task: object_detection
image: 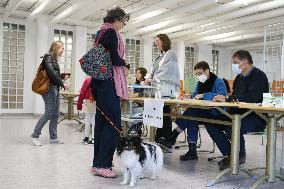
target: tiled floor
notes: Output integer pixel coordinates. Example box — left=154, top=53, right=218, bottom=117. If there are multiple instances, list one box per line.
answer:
left=0, top=116, right=283, bottom=189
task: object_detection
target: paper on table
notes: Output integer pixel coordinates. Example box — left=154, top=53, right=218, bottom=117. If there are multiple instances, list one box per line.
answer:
left=143, top=98, right=164, bottom=128
left=262, top=93, right=275, bottom=107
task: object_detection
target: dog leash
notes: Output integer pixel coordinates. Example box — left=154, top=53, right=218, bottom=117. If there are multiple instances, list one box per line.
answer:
left=96, top=106, right=123, bottom=134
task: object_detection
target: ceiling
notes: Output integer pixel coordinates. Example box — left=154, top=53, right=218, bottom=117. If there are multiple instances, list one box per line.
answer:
left=1, top=0, right=284, bottom=50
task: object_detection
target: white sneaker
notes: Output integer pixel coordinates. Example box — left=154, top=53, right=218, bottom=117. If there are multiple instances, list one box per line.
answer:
left=30, top=137, right=42, bottom=146
left=50, top=139, right=64, bottom=144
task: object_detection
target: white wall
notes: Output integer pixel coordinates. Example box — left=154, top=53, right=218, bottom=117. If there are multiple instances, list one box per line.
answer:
left=196, top=44, right=212, bottom=65
left=142, top=38, right=153, bottom=72
left=214, top=46, right=231, bottom=79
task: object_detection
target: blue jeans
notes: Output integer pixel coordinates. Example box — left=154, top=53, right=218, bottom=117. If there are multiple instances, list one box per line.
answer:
left=175, top=108, right=221, bottom=144
left=31, top=85, right=60, bottom=139
left=205, top=113, right=266, bottom=156
left=91, top=79, right=121, bottom=169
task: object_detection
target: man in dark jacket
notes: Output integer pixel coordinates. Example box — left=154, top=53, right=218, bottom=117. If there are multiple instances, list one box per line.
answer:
left=206, top=50, right=269, bottom=170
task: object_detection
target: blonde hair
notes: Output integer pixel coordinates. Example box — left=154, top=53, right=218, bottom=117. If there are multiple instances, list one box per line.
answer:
left=49, top=41, right=64, bottom=60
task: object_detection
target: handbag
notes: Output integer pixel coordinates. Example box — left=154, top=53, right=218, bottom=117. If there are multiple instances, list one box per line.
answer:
left=32, top=63, right=50, bottom=95
left=79, top=30, right=113, bottom=80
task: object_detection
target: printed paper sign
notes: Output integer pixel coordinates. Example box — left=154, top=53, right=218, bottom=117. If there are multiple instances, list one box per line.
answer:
left=143, top=99, right=164, bottom=128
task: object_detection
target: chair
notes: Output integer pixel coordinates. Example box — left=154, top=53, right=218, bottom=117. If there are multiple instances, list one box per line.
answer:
left=227, top=79, right=234, bottom=95
left=271, top=80, right=284, bottom=96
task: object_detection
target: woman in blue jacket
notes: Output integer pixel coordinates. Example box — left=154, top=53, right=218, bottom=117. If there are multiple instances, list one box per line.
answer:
left=158, top=61, right=227, bottom=160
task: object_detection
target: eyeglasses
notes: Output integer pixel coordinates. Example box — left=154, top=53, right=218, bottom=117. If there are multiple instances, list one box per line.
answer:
left=194, top=71, right=205, bottom=76
left=122, top=20, right=126, bottom=26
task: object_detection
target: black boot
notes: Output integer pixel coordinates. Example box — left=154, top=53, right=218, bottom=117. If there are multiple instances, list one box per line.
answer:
left=180, top=143, right=198, bottom=161
left=170, top=129, right=180, bottom=145
left=157, top=129, right=180, bottom=148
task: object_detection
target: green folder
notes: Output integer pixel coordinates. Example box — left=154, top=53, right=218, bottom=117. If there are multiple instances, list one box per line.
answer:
left=184, top=75, right=197, bottom=94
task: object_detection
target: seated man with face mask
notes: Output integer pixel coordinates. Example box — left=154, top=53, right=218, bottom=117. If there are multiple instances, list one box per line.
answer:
left=158, top=61, right=227, bottom=160
left=206, top=50, right=268, bottom=170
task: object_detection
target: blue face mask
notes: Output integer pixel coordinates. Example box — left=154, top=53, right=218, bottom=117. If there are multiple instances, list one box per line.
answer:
left=232, top=63, right=241, bottom=75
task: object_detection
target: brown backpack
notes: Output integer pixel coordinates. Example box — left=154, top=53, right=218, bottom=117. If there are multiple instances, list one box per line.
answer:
left=32, top=64, right=50, bottom=95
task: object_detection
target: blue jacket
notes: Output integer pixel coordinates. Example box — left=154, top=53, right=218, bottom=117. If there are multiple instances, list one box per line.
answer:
left=192, top=77, right=227, bottom=115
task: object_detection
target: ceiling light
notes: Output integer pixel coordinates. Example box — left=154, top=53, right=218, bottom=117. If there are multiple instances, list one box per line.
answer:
left=204, top=31, right=239, bottom=40
left=199, top=22, right=217, bottom=28
left=141, top=21, right=170, bottom=32
left=132, top=9, right=167, bottom=24
left=240, top=0, right=248, bottom=6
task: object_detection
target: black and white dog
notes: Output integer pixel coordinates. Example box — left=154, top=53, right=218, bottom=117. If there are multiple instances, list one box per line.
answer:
left=117, top=135, right=163, bottom=187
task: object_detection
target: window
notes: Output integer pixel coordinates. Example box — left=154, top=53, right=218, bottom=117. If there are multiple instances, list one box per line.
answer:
left=212, top=49, right=219, bottom=75
left=125, top=39, right=141, bottom=74
left=86, top=33, right=96, bottom=51
left=152, top=42, right=160, bottom=62
left=2, top=22, right=25, bottom=109
left=184, top=46, right=195, bottom=79
left=54, top=29, right=73, bottom=74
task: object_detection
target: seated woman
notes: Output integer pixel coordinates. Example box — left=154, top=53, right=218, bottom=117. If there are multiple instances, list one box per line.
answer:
left=158, top=61, right=227, bottom=160
left=133, top=67, right=147, bottom=95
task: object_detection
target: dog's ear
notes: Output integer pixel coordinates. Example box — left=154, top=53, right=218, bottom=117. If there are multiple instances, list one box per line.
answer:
left=132, top=136, right=146, bottom=165
left=116, top=135, right=127, bottom=156
left=132, top=136, right=143, bottom=153
left=132, top=135, right=142, bottom=146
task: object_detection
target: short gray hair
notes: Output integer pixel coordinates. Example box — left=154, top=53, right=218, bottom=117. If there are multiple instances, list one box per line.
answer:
left=103, top=6, right=130, bottom=23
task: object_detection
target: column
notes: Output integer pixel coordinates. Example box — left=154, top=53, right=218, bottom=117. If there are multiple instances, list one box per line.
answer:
left=0, top=19, right=2, bottom=115
left=174, top=41, right=185, bottom=81
left=73, top=26, right=87, bottom=93
left=33, top=16, right=50, bottom=114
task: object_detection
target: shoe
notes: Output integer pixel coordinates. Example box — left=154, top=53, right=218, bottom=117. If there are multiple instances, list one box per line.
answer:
left=218, top=157, right=230, bottom=170
left=30, top=137, right=42, bottom=146
left=239, top=152, right=246, bottom=165
left=218, top=153, right=246, bottom=171
left=157, top=137, right=173, bottom=149
left=50, top=139, right=64, bottom=144
left=170, top=129, right=180, bottom=145
left=91, top=167, right=116, bottom=178
left=88, top=138, right=94, bottom=145
left=180, top=143, right=198, bottom=161
left=82, top=138, right=89, bottom=145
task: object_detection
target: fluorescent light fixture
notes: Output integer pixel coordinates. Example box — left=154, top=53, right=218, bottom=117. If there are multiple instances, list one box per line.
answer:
left=161, top=25, right=185, bottom=34
left=196, top=29, right=218, bottom=35
left=141, top=21, right=170, bottom=32
left=199, top=22, right=217, bottom=28
left=196, top=25, right=235, bottom=35
left=204, top=31, right=239, bottom=40
left=28, top=0, right=52, bottom=18
left=132, top=9, right=167, bottom=24
left=241, top=0, right=249, bottom=6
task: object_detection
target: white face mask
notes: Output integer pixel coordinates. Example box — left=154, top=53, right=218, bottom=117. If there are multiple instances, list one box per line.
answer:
left=231, top=64, right=241, bottom=75
left=232, top=61, right=245, bottom=75
left=198, top=74, right=208, bottom=83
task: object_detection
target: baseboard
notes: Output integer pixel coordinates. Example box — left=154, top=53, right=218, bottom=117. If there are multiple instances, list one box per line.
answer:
left=0, top=113, right=40, bottom=118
